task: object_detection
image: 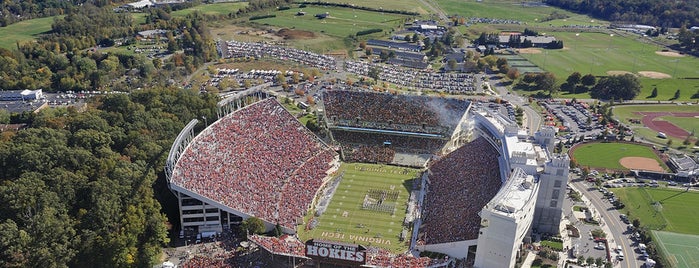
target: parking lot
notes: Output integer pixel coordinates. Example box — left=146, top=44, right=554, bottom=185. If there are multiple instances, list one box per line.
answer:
left=539, top=100, right=604, bottom=140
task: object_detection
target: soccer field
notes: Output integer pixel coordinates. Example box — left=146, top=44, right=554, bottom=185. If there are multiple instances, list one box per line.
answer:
left=298, top=163, right=421, bottom=253
left=652, top=231, right=699, bottom=268
left=611, top=187, right=699, bottom=234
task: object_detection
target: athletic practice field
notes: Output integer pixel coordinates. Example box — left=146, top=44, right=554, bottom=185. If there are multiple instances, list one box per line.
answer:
left=652, top=231, right=699, bottom=268
left=611, top=187, right=699, bottom=234
left=570, top=142, right=667, bottom=171
left=613, top=105, right=699, bottom=149
left=298, top=163, right=420, bottom=253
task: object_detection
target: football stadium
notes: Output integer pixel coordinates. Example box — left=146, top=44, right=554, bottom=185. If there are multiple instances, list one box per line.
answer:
left=166, top=85, right=571, bottom=267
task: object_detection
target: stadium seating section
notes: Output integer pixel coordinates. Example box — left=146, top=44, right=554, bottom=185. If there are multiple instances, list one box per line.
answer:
left=419, top=137, right=502, bottom=244
left=171, top=98, right=337, bottom=229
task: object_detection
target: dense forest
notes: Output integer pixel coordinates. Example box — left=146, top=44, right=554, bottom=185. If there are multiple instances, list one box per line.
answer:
left=0, top=0, right=127, bottom=26
left=0, top=4, right=217, bottom=93
left=0, top=2, right=226, bottom=267
left=0, top=88, right=218, bottom=267
left=544, top=0, right=699, bottom=28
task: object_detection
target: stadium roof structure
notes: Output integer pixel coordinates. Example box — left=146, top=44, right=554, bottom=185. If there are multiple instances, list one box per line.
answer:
left=484, top=168, right=537, bottom=217
left=169, top=98, right=338, bottom=229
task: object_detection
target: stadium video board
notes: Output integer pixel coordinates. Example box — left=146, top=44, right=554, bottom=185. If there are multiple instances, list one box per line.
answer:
left=305, top=239, right=367, bottom=266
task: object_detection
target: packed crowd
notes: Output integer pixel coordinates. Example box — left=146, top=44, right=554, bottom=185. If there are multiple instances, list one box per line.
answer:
left=366, top=248, right=451, bottom=267
left=224, top=40, right=337, bottom=70
left=332, top=130, right=447, bottom=157
left=171, top=98, right=337, bottom=229
left=180, top=256, right=228, bottom=268
left=248, top=234, right=306, bottom=257
left=323, top=90, right=470, bottom=129
left=344, top=61, right=476, bottom=92
left=419, top=137, right=503, bottom=244
left=342, top=144, right=396, bottom=163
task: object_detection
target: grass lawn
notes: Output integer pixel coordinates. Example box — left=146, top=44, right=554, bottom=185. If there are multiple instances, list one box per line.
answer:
left=652, top=231, right=699, bottom=268
left=171, top=2, right=248, bottom=17
left=297, top=163, right=420, bottom=253
left=252, top=6, right=408, bottom=38
left=571, top=142, right=666, bottom=171
left=541, top=240, right=563, bottom=251
left=0, top=16, right=60, bottom=49
left=317, top=0, right=430, bottom=15
left=514, top=31, right=699, bottom=101
left=611, top=187, right=699, bottom=235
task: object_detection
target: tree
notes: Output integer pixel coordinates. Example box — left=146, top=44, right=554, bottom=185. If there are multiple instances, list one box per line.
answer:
left=581, top=74, right=596, bottom=87
left=536, top=72, right=557, bottom=94
left=586, top=257, right=595, bottom=266
left=404, top=35, right=411, bottom=42
left=242, top=217, right=265, bottom=235
left=412, top=33, right=419, bottom=43
left=367, top=66, right=380, bottom=81
left=506, top=68, right=520, bottom=80
left=590, top=74, right=641, bottom=100
left=567, top=72, right=582, bottom=85
left=365, top=47, right=372, bottom=56
left=447, top=59, right=457, bottom=71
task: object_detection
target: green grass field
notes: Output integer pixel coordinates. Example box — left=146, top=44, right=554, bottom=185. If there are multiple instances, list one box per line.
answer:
left=171, top=2, right=248, bottom=17
left=652, top=231, right=699, bottom=268
left=298, top=163, right=420, bottom=253
left=571, top=142, right=666, bottom=171
left=252, top=6, right=409, bottom=38
left=318, top=0, right=430, bottom=15
left=516, top=31, right=699, bottom=101
left=611, top=187, right=699, bottom=234
left=0, top=16, right=59, bottom=49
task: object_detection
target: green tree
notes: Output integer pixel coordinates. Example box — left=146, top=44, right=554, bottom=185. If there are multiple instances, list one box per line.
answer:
left=581, top=74, right=596, bottom=87
left=242, top=217, right=266, bottom=235
left=567, top=72, right=582, bottom=85
left=591, top=74, right=641, bottom=100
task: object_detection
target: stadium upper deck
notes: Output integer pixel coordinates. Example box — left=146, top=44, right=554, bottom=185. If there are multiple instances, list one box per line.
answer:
left=322, top=90, right=470, bottom=136
left=169, top=98, right=338, bottom=229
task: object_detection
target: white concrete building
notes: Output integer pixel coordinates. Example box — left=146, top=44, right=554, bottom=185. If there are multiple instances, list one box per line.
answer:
left=475, top=168, right=539, bottom=268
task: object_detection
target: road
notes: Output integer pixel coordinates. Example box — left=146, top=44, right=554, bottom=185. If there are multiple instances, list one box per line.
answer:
left=490, top=75, right=541, bottom=135
left=571, top=179, right=643, bottom=268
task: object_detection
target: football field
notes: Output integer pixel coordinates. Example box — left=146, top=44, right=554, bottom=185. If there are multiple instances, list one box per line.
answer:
left=298, top=163, right=421, bottom=253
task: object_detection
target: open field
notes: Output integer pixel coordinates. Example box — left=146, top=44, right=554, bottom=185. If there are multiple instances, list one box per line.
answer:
left=319, top=0, right=430, bottom=15
left=171, top=2, right=248, bottom=17
left=297, top=163, right=420, bottom=253
left=0, top=16, right=59, bottom=49
left=652, top=231, right=699, bottom=268
left=611, top=187, right=699, bottom=234
left=513, top=31, right=699, bottom=101
left=252, top=6, right=409, bottom=38
left=570, top=142, right=666, bottom=171
left=435, top=0, right=603, bottom=25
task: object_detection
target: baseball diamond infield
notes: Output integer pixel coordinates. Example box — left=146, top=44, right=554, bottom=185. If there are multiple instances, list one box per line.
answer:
left=619, top=157, right=664, bottom=172
left=638, top=112, right=699, bottom=139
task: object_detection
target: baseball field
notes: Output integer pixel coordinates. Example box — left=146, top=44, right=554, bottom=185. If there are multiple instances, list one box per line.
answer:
left=297, top=163, right=420, bottom=253
left=570, top=142, right=667, bottom=171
